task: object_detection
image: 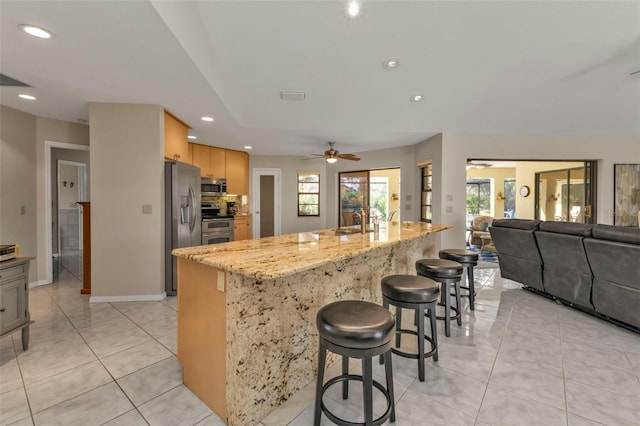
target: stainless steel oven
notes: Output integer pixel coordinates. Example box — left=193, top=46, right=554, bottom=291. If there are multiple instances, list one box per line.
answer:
left=202, top=217, right=234, bottom=245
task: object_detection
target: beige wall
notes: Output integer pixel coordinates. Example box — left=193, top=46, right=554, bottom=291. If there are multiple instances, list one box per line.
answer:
left=89, top=103, right=165, bottom=299
left=0, top=106, right=37, bottom=270
left=416, top=133, right=640, bottom=249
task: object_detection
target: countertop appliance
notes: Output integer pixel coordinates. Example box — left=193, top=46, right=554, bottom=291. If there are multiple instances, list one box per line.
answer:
left=165, top=161, right=201, bottom=296
left=201, top=202, right=234, bottom=245
left=0, top=245, right=17, bottom=262
left=201, top=177, right=226, bottom=196
left=226, top=201, right=238, bottom=216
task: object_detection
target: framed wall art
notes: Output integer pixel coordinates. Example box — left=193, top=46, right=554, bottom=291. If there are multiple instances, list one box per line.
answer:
left=613, top=164, right=640, bottom=226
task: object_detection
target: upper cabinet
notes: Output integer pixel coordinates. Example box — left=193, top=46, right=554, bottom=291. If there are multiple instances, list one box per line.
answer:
left=192, top=143, right=226, bottom=179
left=226, top=149, right=249, bottom=195
left=164, top=110, right=190, bottom=162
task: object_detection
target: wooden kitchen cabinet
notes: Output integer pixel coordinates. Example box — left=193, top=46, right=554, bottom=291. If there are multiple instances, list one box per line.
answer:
left=234, top=215, right=252, bottom=241
left=225, top=149, right=249, bottom=195
left=192, top=143, right=226, bottom=179
left=0, top=258, right=33, bottom=350
left=164, top=110, right=191, bottom=162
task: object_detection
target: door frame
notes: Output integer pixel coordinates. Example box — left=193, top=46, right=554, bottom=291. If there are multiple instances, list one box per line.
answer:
left=56, top=160, right=87, bottom=253
left=252, top=168, right=282, bottom=238
left=45, top=141, right=90, bottom=285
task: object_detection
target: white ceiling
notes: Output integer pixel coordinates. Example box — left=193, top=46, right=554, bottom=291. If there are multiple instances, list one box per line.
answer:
left=1, top=1, right=639, bottom=157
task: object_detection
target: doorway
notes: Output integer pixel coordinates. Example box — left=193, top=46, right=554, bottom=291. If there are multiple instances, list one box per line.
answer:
left=338, top=168, right=400, bottom=227
left=56, top=160, right=87, bottom=279
left=252, top=168, right=281, bottom=238
left=535, top=162, right=596, bottom=223
left=45, top=141, right=90, bottom=285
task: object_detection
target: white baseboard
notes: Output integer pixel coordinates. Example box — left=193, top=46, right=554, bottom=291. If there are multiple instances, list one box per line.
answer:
left=29, top=280, right=50, bottom=289
left=89, top=292, right=167, bottom=303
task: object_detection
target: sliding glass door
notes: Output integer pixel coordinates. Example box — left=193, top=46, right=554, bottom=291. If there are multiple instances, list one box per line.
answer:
left=535, top=161, right=597, bottom=224
left=339, top=168, right=400, bottom=227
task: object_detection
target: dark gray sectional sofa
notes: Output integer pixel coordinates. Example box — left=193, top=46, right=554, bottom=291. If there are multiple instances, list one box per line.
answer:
left=489, top=219, right=640, bottom=331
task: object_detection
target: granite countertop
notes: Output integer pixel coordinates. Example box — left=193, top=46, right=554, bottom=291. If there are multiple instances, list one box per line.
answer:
left=173, top=221, right=452, bottom=279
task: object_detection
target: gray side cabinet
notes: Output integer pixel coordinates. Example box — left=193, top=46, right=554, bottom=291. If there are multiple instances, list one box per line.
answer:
left=0, top=258, right=32, bottom=350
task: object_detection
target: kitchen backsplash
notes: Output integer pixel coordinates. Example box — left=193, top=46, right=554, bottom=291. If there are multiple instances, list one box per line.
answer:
left=202, top=195, right=250, bottom=215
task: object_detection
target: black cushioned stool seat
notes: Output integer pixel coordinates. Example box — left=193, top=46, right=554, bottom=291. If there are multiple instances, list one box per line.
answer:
left=439, top=249, right=479, bottom=310
left=415, top=259, right=464, bottom=337
left=380, top=275, right=440, bottom=381
left=314, top=300, right=396, bottom=426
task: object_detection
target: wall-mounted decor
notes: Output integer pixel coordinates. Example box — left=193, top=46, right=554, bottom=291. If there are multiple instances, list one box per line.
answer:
left=614, top=164, right=640, bottom=226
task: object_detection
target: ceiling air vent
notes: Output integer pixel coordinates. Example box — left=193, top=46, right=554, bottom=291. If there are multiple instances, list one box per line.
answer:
left=0, top=74, right=30, bottom=87
left=280, top=91, right=306, bottom=101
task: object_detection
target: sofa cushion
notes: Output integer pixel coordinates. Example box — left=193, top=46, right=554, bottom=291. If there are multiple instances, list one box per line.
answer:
left=592, top=224, right=640, bottom=245
left=492, top=219, right=541, bottom=231
left=538, top=221, right=593, bottom=237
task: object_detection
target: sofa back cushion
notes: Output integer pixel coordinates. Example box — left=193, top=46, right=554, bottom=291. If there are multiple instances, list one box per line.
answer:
left=490, top=219, right=543, bottom=291
left=535, top=223, right=593, bottom=308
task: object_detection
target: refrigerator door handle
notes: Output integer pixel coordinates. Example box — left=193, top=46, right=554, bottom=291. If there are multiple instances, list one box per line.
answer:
left=188, top=185, right=196, bottom=233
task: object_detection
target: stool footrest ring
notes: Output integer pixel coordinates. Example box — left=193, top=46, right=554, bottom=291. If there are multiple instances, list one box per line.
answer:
left=427, top=303, right=461, bottom=321
left=391, top=329, right=437, bottom=359
left=321, top=374, right=393, bottom=426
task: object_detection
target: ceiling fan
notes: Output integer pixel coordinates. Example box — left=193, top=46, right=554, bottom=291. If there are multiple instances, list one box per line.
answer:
left=307, top=142, right=360, bottom=163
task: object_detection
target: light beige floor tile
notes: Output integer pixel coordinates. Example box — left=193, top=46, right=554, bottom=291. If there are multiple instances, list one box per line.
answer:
left=25, top=360, right=112, bottom=413
left=18, top=343, right=97, bottom=385
left=157, top=331, right=177, bottom=354
left=6, top=415, right=34, bottom=426
left=135, top=314, right=176, bottom=339
left=101, top=409, right=147, bottom=426
left=287, top=402, right=363, bottom=426
left=101, top=341, right=172, bottom=379
left=489, top=357, right=565, bottom=410
left=391, top=390, right=475, bottom=426
left=563, top=357, right=640, bottom=397
left=565, top=379, right=640, bottom=425
left=478, top=384, right=566, bottom=426
left=138, top=385, right=212, bottom=426
left=117, top=357, right=182, bottom=406
left=194, top=413, right=226, bottom=425
left=435, top=341, right=496, bottom=383
left=0, top=359, right=24, bottom=395
left=0, top=387, right=30, bottom=426
left=567, top=413, right=606, bottom=426
left=32, top=382, right=131, bottom=426
left=561, top=337, right=633, bottom=370
left=83, top=326, right=154, bottom=358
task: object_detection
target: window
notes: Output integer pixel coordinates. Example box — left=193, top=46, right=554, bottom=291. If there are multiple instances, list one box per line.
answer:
left=504, top=178, right=516, bottom=218
left=370, top=177, right=389, bottom=220
left=421, top=164, right=432, bottom=223
left=298, top=172, right=320, bottom=216
left=466, top=179, right=491, bottom=216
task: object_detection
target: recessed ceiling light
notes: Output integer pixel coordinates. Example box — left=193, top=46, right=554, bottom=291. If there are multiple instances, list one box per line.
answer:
left=410, top=94, right=424, bottom=102
left=244, top=146, right=253, bottom=150
left=383, top=58, right=399, bottom=70
left=347, top=1, right=360, bottom=17
left=201, top=116, right=214, bottom=122
left=19, top=24, right=54, bottom=39
left=188, top=135, right=197, bottom=140
left=18, top=94, right=36, bottom=100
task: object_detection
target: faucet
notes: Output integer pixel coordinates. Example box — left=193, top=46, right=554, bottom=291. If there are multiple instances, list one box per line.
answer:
left=353, top=209, right=367, bottom=233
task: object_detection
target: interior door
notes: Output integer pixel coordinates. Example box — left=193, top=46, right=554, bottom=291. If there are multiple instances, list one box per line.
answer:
left=252, top=168, right=281, bottom=238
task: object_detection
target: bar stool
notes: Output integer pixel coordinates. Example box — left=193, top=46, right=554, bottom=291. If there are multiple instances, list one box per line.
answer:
left=314, top=300, right=396, bottom=426
left=415, top=259, right=463, bottom=337
left=439, top=249, right=479, bottom=310
left=379, top=275, right=440, bottom=382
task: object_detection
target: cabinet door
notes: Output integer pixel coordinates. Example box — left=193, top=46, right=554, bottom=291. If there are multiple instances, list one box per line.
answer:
left=225, top=150, right=249, bottom=195
left=0, top=276, right=26, bottom=335
left=164, top=111, right=190, bottom=161
left=234, top=217, right=251, bottom=241
left=192, top=144, right=212, bottom=177
left=210, top=147, right=226, bottom=179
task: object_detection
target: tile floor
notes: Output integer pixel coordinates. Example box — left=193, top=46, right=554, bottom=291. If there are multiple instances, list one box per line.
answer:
left=1, top=267, right=640, bottom=425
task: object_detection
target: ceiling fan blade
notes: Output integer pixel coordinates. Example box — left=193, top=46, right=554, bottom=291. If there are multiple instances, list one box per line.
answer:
left=337, top=154, right=360, bottom=161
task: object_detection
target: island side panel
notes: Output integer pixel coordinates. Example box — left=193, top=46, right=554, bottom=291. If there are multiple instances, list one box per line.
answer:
left=224, top=233, right=435, bottom=426
left=177, top=258, right=227, bottom=420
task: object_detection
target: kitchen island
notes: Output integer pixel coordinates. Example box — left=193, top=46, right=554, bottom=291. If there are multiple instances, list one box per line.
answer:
left=172, top=221, right=451, bottom=425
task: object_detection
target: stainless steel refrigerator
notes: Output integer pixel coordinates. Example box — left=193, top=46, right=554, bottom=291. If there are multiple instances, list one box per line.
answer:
left=165, top=161, right=201, bottom=295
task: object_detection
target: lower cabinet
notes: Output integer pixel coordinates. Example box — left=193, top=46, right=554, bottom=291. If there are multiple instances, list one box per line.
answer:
left=0, top=258, right=32, bottom=350
left=234, top=216, right=252, bottom=241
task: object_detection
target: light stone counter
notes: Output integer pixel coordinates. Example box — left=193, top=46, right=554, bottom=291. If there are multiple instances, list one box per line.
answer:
left=172, top=221, right=452, bottom=425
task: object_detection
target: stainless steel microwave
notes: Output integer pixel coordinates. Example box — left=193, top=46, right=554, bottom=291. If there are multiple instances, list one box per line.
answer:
left=201, top=178, right=226, bottom=196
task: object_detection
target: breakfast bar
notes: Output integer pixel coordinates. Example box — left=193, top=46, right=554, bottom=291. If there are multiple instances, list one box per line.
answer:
left=172, top=221, right=452, bottom=425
